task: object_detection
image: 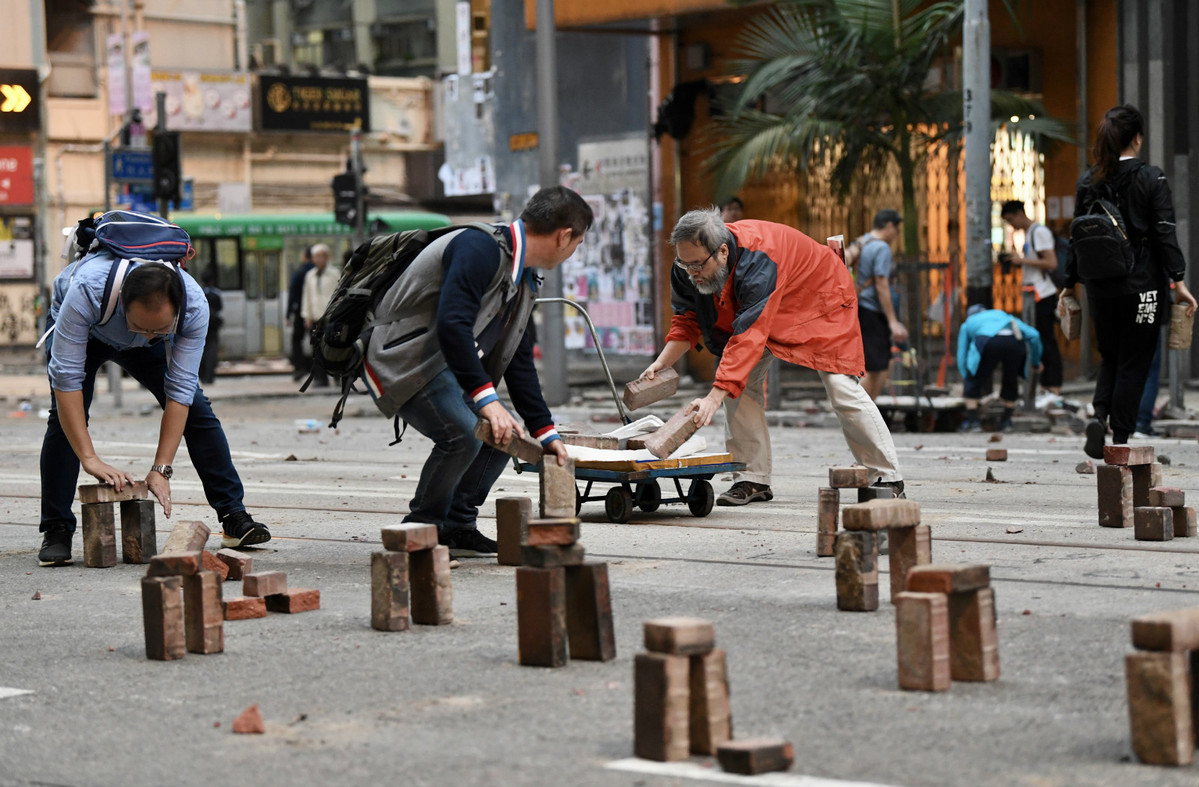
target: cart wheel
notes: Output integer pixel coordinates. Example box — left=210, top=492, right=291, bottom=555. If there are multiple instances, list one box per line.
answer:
left=687, top=479, right=714, bottom=517
left=605, top=486, right=634, bottom=524
left=634, top=480, right=662, bottom=512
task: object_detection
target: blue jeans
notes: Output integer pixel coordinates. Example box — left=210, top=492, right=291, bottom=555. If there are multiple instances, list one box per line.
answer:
left=40, top=334, right=246, bottom=533
left=398, top=368, right=511, bottom=533
left=1136, top=326, right=1163, bottom=433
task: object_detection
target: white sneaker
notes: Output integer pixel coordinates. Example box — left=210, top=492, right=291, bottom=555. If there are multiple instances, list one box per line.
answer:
left=1035, top=393, right=1060, bottom=409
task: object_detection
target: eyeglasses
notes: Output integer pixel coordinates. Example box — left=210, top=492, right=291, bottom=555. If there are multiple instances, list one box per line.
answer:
left=128, top=313, right=178, bottom=339
left=674, top=248, right=716, bottom=273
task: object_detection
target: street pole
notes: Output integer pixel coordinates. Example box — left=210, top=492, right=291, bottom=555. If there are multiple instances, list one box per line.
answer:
left=962, top=0, right=991, bottom=308
left=155, top=91, right=169, bottom=218
left=350, top=129, right=366, bottom=248
left=536, top=0, right=567, bottom=407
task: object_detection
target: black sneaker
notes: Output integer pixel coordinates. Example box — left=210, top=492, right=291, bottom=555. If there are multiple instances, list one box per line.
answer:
left=717, top=481, right=774, bottom=506
left=220, top=511, right=272, bottom=548
left=1084, top=418, right=1107, bottom=460
left=38, top=523, right=74, bottom=567
left=873, top=479, right=906, bottom=499
left=440, top=528, right=497, bottom=557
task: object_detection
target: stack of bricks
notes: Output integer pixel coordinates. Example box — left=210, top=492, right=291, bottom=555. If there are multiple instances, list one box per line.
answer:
left=1125, top=608, right=1199, bottom=765
left=78, top=482, right=156, bottom=567
left=818, top=467, right=893, bottom=558
left=894, top=564, right=999, bottom=690
left=242, top=569, right=321, bottom=614
left=370, top=523, right=452, bottom=631
left=515, top=457, right=614, bottom=667
left=141, top=551, right=223, bottom=660
left=834, top=498, right=929, bottom=611
left=1136, top=486, right=1197, bottom=542
left=1098, top=445, right=1162, bottom=529
left=634, top=618, right=732, bottom=761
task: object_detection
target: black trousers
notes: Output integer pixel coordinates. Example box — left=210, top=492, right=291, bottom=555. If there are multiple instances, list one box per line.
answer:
left=964, top=334, right=1026, bottom=402
left=1089, top=289, right=1167, bottom=443
left=1032, top=293, right=1063, bottom=389
left=290, top=316, right=310, bottom=377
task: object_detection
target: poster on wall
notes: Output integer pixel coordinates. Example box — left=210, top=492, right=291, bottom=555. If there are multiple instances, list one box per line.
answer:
left=560, top=135, right=655, bottom=356
left=145, top=71, right=252, bottom=132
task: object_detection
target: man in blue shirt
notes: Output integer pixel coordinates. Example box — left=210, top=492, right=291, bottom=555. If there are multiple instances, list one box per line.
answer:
left=957, top=304, right=1043, bottom=432
left=37, top=258, right=270, bottom=567
left=857, top=209, right=909, bottom=399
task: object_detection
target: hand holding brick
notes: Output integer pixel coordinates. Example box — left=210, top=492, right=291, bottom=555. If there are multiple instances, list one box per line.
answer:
left=623, top=368, right=679, bottom=411
left=474, top=418, right=545, bottom=465
left=643, top=406, right=700, bottom=459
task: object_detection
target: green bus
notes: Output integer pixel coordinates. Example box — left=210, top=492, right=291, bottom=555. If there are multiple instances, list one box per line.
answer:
left=172, top=211, right=450, bottom=359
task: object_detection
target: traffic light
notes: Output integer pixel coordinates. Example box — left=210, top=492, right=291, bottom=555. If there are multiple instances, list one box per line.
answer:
left=152, top=131, right=182, bottom=204
left=332, top=171, right=360, bottom=226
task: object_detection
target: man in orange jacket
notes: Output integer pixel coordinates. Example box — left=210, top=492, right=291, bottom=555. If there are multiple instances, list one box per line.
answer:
left=640, top=208, right=904, bottom=504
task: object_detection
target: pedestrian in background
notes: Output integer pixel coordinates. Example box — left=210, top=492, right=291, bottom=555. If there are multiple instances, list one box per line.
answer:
left=719, top=197, right=744, bottom=223
left=957, top=305, right=1043, bottom=433
left=857, top=209, right=908, bottom=400
left=300, top=243, right=338, bottom=388
left=1000, top=200, right=1062, bottom=404
left=287, top=245, right=314, bottom=381
left=198, top=268, right=222, bottom=385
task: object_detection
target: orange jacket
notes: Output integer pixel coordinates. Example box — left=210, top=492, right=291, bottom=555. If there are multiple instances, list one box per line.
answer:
left=665, top=220, right=865, bottom=397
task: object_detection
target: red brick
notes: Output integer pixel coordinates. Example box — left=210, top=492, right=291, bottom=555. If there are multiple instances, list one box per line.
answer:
left=689, top=648, right=732, bottom=755
left=1131, top=609, right=1199, bottom=652
left=81, top=502, right=116, bottom=568
left=162, top=520, right=211, bottom=554
left=716, top=739, right=795, bottom=775
left=78, top=480, right=148, bottom=504
left=1104, top=444, right=1155, bottom=466
left=985, top=448, right=1008, bottom=462
left=623, top=368, right=679, bottom=410
left=539, top=458, right=577, bottom=518
left=816, top=487, right=838, bottom=558
left=527, top=517, right=581, bottom=546
left=1131, top=464, right=1154, bottom=507
left=1134, top=506, right=1174, bottom=542
left=516, top=566, right=568, bottom=667
left=895, top=591, right=950, bottom=691
left=561, top=433, right=620, bottom=450
left=214, top=548, right=252, bottom=581
left=141, top=575, right=185, bottom=661
left=371, top=551, right=409, bottom=632
left=200, top=550, right=231, bottom=581
left=183, top=571, right=224, bottom=654
left=1150, top=461, right=1164, bottom=488
left=1149, top=487, right=1186, bottom=508
left=1174, top=506, right=1197, bottom=538
left=906, top=563, right=990, bottom=594
left=643, top=406, right=700, bottom=459
left=816, top=532, right=837, bottom=557
left=232, top=704, right=265, bottom=734
left=888, top=524, right=932, bottom=603
left=147, top=551, right=202, bottom=577
left=828, top=466, right=869, bottom=488
left=265, top=589, right=320, bottom=613
left=841, top=499, right=921, bottom=531
left=634, top=652, right=690, bottom=761
left=222, top=596, right=267, bottom=620
left=643, top=617, right=716, bottom=655
left=521, top=544, right=585, bottom=568
left=1126, top=651, right=1194, bottom=765
left=120, top=499, right=156, bottom=564
left=947, top=588, right=1000, bottom=682
left=835, top=531, right=879, bottom=612
left=474, top=418, right=545, bottom=465
left=1097, top=464, right=1134, bottom=528
left=564, top=563, right=615, bottom=661
left=380, top=523, right=439, bottom=552
left=243, top=570, right=288, bottom=597
left=410, top=546, right=453, bottom=625
left=496, top=497, right=532, bottom=566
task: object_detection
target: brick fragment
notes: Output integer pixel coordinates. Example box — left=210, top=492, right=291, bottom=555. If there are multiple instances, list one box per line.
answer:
left=147, top=551, right=201, bottom=577
left=985, top=448, right=1008, bottom=462
left=816, top=487, right=838, bottom=558
left=371, top=551, right=409, bottom=632
left=516, top=566, right=568, bottom=667
left=243, top=570, right=288, bottom=597
left=214, top=548, right=252, bottom=581
left=643, top=406, right=699, bottom=459
left=527, top=517, right=580, bottom=546
left=539, top=458, right=577, bottom=518
left=496, top=497, right=532, bottom=566
left=78, top=480, right=148, bottom=504
left=841, top=498, right=921, bottom=531
left=232, top=704, right=265, bottom=734
left=1131, top=609, right=1199, bottom=652
left=183, top=571, right=224, bottom=654
left=409, top=545, right=453, bottom=625
left=634, top=652, right=690, bottom=761
left=200, top=550, right=231, bottom=581
left=1097, top=464, right=1134, bottom=528
left=222, top=596, right=267, bottom=620
left=1104, top=444, right=1155, bottom=466
left=643, top=617, right=716, bottom=656
left=715, top=739, right=795, bottom=775
left=623, top=368, right=679, bottom=411
left=521, top=543, right=586, bottom=568
left=888, top=524, right=932, bottom=603
left=1149, top=487, right=1186, bottom=508
left=120, top=499, right=156, bottom=564
left=141, top=575, right=185, bottom=661
left=626, top=437, right=648, bottom=450
left=689, top=648, right=732, bottom=755
left=906, top=563, right=990, bottom=594
left=856, top=485, right=893, bottom=503
left=1134, top=506, right=1174, bottom=542
left=81, top=502, right=117, bottom=568
left=161, top=520, right=211, bottom=554
left=947, top=588, right=1000, bottom=682
left=565, top=563, right=616, bottom=661
left=834, top=531, right=879, bottom=612
left=1173, top=506, right=1197, bottom=538
left=895, top=592, right=950, bottom=691
left=380, top=523, right=439, bottom=552
left=474, top=418, right=544, bottom=465
left=829, top=466, right=869, bottom=488
left=561, top=433, right=620, bottom=450
left=265, top=589, right=320, bottom=613
left=1125, top=651, right=1194, bottom=765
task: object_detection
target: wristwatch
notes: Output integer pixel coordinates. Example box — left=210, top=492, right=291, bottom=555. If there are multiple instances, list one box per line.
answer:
left=150, top=464, right=173, bottom=480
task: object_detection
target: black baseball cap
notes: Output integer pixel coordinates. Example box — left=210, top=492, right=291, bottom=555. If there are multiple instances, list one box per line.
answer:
left=873, top=209, right=903, bottom=227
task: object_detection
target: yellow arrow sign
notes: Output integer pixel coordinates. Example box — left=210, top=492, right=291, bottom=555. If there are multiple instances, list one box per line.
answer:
left=1, top=84, right=32, bottom=113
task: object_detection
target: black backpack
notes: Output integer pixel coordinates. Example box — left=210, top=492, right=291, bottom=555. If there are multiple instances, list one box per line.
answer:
left=1069, top=175, right=1138, bottom=282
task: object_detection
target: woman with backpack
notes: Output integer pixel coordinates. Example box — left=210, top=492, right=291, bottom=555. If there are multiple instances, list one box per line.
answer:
left=1060, top=104, right=1197, bottom=459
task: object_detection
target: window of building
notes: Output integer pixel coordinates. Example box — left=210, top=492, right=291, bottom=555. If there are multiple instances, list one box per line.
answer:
left=45, top=0, right=98, bottom=98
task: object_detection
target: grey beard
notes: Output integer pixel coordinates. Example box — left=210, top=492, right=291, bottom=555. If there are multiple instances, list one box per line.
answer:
left=693, top=263, right=730, bottom=295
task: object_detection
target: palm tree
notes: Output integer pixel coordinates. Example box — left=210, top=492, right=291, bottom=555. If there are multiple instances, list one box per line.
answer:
left=709, top=0, right=1073, bottom=259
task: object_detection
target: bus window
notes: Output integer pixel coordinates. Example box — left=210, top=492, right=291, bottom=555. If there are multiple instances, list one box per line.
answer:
left=215, top=238, right=241, bottom=291
left=262, top=250, right=280, bottom=299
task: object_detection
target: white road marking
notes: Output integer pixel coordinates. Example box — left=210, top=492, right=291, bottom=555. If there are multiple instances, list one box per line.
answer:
left=604, top=759, right=905, bottom=787
left=0, top=687, right=34, bottom=700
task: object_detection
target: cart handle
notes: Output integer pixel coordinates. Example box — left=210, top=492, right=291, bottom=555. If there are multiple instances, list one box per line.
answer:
left=534, top=297, right=632, bottom=425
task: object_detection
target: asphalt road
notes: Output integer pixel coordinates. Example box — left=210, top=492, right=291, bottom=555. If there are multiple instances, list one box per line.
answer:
left=2, top=381, right=1199, bottom=787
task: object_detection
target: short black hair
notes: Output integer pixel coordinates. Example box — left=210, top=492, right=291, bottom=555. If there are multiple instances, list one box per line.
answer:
left=1000, top=200, right=1025, bottom=217
left=721, top=196, right=744, bottom=210
left=873, top=208, right=902, bottom=229
left=121, top=263, right=183, bottom=315
left=519, top=186, right=594, bottom=237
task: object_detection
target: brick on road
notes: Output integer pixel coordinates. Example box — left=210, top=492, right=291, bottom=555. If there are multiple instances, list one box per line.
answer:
left=622, top=368, right=679, bottom=411
left=1134, top=506, right=1174, bottom=541
left=371, top=551, right=409, bottom=632
left=1104, top=444, right=1155, bottom=466
left=266, top=589, right=321, bottom=613
left=1097, top=465, right=1134, bottom=528
left=816, top=487, right=838, bottom=558
left=161, top=520, right=211, bottom=554
left=834, top=531, right=879, bottom=612
left=688, top=648, right=731, bottom=755
left=183, top=571, right=224, bottom=654
left=409, top=546, right=452, bottom=625
left=888, top=524, right=932, bottom=603
left=895, top=591, right=951, bottom=692
left=1149, top=487, right=1186, bottom=508
left=147, top=551, right=201, bottom=577
left=1125, top=650, right=1195, bottom=766
left=947, top=587, right=1000, bottom=682
left=380, top=523, right=439, bottom=553
left=141, top=575, right=185, bottom=661
left=78, top=481, right=148, bottom=505
left=81, top=502, right=116, bottom=568
left=985, top=448, right=1008, bottom=462
left=1130, top=608, right=1199, bottom=651
left=634, top=652, right=691, bottom=761
left=232, top=704, right=265, bottom=735
left=526, top=517, right=580, bottom=546
left=521, top=544, right=585, bottom=568
left=215, top=548, right=252, bottom=580
left=841, top=498, right=921, bottom=530
left=243, top=570, right=288, bottom=597
left=119, top=500, right=156, bottom=564
left=516, top=566, right=568, bottom=668
left=643, top=617, right=716, bottom=656
left=564, top=563, right=616, bottom=662
left=200, top=550, right=231, bottom=582
left=715, top=738, right=795, bottom=775
left=539, top=458, right=576, bottom=519
left=1174, top=506, right=1197, bottom=538
left=223, top=596, right=267, bottom=620
left=906, top=564, right=990, bottom=595
left=495, top=497, right=531, bottom=567
left=828, top=466, right=869, bottom=488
